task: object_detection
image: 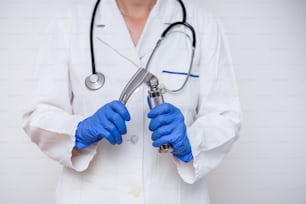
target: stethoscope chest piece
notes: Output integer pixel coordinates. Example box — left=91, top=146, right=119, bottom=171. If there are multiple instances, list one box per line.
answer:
left=85, top=72, right=105, bottom=90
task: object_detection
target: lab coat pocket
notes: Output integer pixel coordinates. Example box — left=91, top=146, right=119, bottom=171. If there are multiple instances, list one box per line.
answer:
left=160, top=70, right=200, bottom=112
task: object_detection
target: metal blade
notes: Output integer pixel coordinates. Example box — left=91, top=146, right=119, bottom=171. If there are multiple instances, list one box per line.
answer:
left=119, top=68, right=155, bottom=104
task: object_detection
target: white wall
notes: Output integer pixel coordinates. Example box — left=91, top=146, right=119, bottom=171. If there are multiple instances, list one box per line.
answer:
left=0, top=0, right=305, bottom=203
left=203, top=1, right=306, bottom=204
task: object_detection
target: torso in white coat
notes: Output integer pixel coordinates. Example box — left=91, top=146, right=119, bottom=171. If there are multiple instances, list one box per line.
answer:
left=22, top=0, right=242, bottom=203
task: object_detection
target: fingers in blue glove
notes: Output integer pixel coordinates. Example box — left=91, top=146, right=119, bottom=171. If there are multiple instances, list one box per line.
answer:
left=147, top=103, right=193, bottom=163
left=101, top=101, right=131, bottom=134
left=152, top=133, right=174, bottom=148
left=99, top=119, right=122, bottom=145
left=147, top=103, right=174, bottom=118
left=75, top=100, right=131, bottom=149
left=151, top=123, right=175, bottom=141
left=148, top=113, right=176, bottom=131
left=148, top=103, right=183, bottom=131
left=109, top=100, right=131, bottom=121
left=152, top=127, right=185, bottom=148
left=98, top=101, right=130, bottom=144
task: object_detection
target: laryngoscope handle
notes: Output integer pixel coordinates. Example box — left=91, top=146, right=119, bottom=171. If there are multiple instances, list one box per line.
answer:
left=118, top=68, right=173, bottom=153
left=147, top=78, right=173, bottom=153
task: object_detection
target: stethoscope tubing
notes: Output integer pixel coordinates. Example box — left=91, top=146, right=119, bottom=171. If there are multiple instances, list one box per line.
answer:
left=90, top=0, right=101, bottom=75
left=86, top=0, right=196, bottom=91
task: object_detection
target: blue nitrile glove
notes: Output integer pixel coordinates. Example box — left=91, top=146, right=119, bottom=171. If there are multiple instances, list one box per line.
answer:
left=75, top=100, right=131, bottom=150
left=148, top=103, right=193, bottom=163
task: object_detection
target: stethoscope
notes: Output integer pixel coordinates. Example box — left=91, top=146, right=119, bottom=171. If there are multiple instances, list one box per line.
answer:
left=85, top=0, right=196, bottom=91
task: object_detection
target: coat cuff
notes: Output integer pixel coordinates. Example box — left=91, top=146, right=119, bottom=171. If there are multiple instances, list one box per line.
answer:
left=23, top=112, right=98, bottom=172
left=173, top=124, right=238, bottom=184
left=58, top=115, right=98, bottom=172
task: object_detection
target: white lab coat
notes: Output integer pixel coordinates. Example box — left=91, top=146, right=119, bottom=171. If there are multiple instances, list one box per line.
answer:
left=23, top=0, right=242, bottom=203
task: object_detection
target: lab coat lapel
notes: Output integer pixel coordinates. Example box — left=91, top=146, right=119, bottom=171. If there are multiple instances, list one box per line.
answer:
left=138, top=0, right=181, bottom=60
left=94, top=0, right=140, bottom=67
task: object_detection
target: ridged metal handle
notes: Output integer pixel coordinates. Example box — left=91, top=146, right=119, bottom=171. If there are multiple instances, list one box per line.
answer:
left=147, top=78, right=173, bottom=153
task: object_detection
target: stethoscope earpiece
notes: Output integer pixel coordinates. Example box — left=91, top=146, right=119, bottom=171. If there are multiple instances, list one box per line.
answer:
left=85, top=72, right=105, bottom=90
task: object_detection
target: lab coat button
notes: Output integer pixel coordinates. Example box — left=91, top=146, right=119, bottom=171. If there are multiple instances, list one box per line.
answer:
left=128, top=135, right=138, bottom=144
left=130, top=188, right=141, bottom=198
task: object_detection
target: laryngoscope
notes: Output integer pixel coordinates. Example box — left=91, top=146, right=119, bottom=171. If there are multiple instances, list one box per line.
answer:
left=86, top=0, right=197, bottom=153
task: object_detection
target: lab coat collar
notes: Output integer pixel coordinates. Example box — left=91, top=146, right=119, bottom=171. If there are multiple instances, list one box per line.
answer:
left=94, top=0, right=140, bottom=68
left=93, top=0, right=181, bottom=68
left=136, top=0, right=182, bottom=61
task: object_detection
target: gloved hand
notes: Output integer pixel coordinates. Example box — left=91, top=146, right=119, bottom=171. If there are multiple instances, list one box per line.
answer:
left=148, top=103, right=193, bottom=163
left=75, top=100, right=130, bottom=150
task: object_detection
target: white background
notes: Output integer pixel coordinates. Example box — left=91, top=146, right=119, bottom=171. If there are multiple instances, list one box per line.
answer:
left=0, top=0, right=305, bottom=203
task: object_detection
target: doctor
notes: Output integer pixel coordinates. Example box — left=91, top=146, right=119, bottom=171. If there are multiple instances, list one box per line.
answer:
left=23, top=0, right=242, bottom=203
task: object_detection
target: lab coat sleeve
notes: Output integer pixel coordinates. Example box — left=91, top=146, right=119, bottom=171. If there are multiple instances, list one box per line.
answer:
left=174, top=13, right=242, bottom=184
left=22, top=15, right=97, bottom=172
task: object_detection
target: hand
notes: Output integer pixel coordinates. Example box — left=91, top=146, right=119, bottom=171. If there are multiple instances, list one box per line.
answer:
left=75, top=100, right=131, bottom=150
left=148, top=103, right=193, bottom=163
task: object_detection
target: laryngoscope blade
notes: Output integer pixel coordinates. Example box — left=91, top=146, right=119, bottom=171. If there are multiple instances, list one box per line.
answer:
left=119, top=68, right=155, bottom=104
